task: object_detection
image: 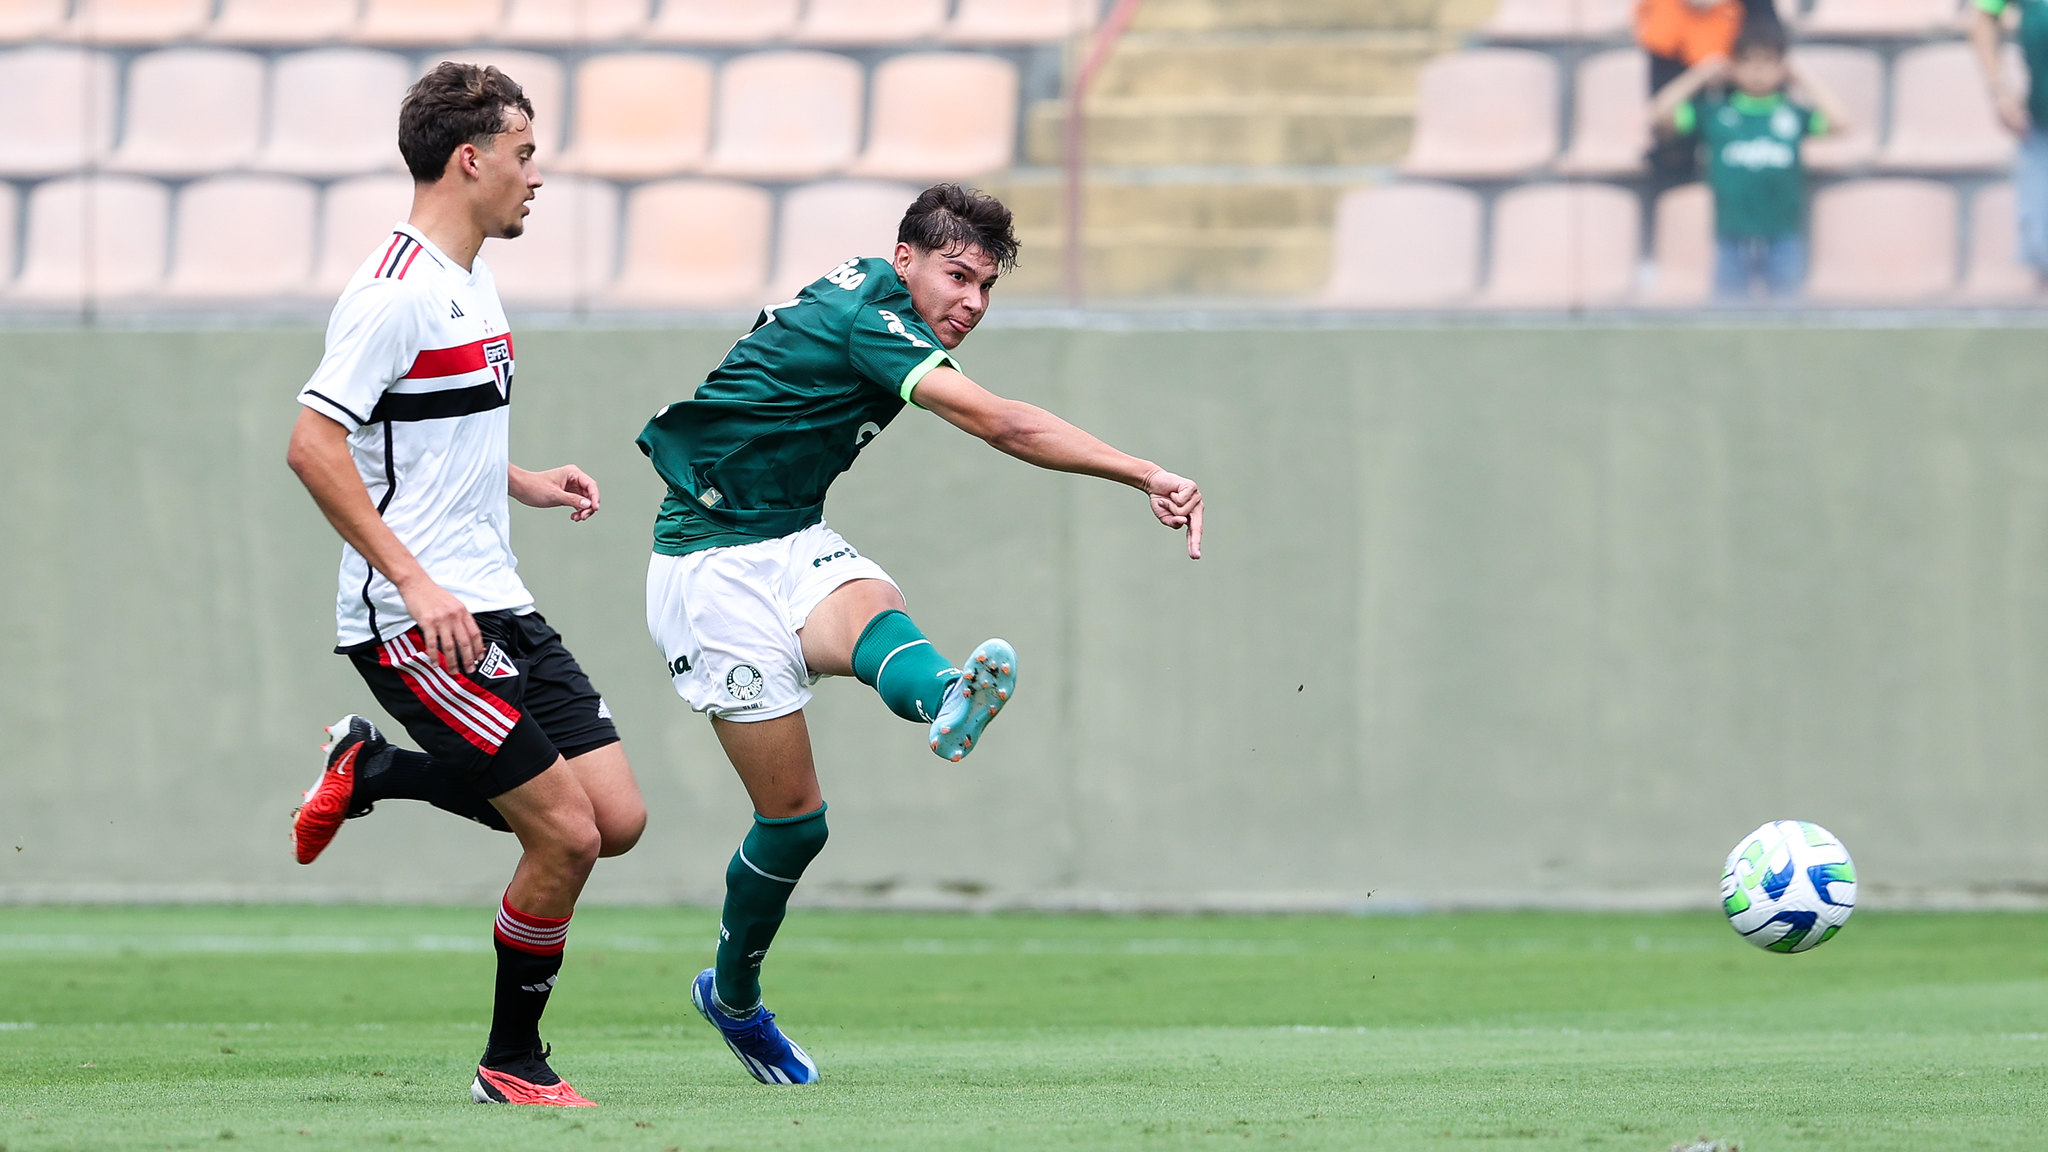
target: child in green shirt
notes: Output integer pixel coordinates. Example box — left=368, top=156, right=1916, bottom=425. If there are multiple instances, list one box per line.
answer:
left=1650, top=20, right=1850, bottom=301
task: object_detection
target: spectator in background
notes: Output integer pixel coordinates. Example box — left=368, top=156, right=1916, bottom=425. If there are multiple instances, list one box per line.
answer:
left=1971, top=0, right=2048, bottom=287
left=1651, top=20, right=1850, bottom=301
left=1638, top=0, right=1782, bottom=180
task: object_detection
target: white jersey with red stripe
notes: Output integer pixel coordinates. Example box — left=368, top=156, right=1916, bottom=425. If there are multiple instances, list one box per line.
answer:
left=298, top=222, right=533, bottom=649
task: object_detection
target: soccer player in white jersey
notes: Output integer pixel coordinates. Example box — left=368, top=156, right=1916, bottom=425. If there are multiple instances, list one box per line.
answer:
left=638, top=186, right=1203, bottom=1085
left=285, top=63, right=645, bottom=1107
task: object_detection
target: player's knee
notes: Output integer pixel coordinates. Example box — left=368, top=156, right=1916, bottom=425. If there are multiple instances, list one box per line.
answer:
left=547, top=818, right=603, bottom=875
left=598, top=801, right=647, bottom=858
left=782, top=809, right=829, bottom=864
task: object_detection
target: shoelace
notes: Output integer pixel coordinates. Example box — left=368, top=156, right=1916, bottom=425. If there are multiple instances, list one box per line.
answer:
left=725, top=1008, right=786, bottom=1054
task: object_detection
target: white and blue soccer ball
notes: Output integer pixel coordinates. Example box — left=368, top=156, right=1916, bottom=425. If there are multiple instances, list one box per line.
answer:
left=1720, top=820, right=1856, bottom=954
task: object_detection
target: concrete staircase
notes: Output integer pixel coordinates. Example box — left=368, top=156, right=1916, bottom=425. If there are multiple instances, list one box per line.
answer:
left=986, top=0, right=1495, bottom=300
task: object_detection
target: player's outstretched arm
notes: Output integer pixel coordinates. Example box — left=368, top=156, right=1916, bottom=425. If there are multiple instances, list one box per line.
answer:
left=286, top=407, right=483, bottom=670
left=911, top=365, right=1203, bottom=559
left=509, top=464, right=600, bottom=522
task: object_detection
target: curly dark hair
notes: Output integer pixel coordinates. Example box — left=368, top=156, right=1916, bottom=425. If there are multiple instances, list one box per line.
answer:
left=897, top=184, right=1020, bottom=273
left=398, top=62, right=535, bottom=183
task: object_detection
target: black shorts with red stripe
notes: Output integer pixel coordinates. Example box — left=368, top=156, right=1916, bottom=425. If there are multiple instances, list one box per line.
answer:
left=347, top=610, right=619, bottom=798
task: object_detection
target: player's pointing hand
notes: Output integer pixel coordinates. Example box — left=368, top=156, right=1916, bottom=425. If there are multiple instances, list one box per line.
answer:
left=511, top=464, right=602, bottom=522
left=1143, top=468, right=1204, bottom=560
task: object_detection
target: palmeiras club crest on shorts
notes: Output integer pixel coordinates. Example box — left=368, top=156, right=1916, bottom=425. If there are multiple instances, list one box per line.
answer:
left=726, top=664, right=765, bottom=701
left=474, top=643, right=518, bottom=680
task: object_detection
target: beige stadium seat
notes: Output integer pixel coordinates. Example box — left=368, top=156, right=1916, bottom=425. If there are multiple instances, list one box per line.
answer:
left=1322, top=183, right=1482, bottom=308
left=0, top=0, right=69, bottom=42
left=355, top=0, right=501, bottom=46
left=419, top=49, right=567, bottom=157
left=62, top=0, right=211, bottom=44
left=1478, top=182, right=1640, bottom=308
left=850, top=53, right=1018, bottom=181
left=945, top=0, right=1093, bottom=43
left=641, top=0, right=798, bottom=44
left=704, top=52, right=863, bottom=181
left=1806, top=179, right=1957, bottom=302
left=1558, top=49, right=1648, bottom=177
left=14, top=175, right=169, bottom=301
left=207, top=0, right=357, bottom=44
left=1482, top=0, right=1632, bottom=39
left=0, top=182, right=18, bottom=289
left=482, top=175, right=619, bottom=308
left=767, top=180, right=920, bottom=299
left=1794, top=46, right=1882, bottom=173
left=1879, top=42, right=2016, bottom=172
left=499, top=0, right=649, bottom=43
left=314, top=174, right=414, bottom=294
left=1401, top=50, right=1559, bottom=179
left=796, top=0, right=946, bottom=45
left=255, top=49, right=412, bottom=178
left=164, top=176, right=317, bottom=299
left=107, top=48, right=265, bottom=177
left=1640, top=182, right=1711, bottom=305
left=1800, top=0, right=1964, bottom=36
left=556, top=52, right=712, bottom=178
left=1961, top=182, right=2036, bottom=299
left=0, top=47, right=115, bottom=177
left=607, top=180, right=772, bottom=307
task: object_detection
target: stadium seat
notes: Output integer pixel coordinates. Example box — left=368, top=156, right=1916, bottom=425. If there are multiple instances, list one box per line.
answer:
left=207, top=0, right=357, bottom=44
left=1641, top=182, right=1712, bottom=305
left=0, top=0, right=66, bottom=42
left=607, top=180, right=773, bottom=307
left=795, top=0, right=947, bottom=45
left=255, top=49, right=412, bottom=178
left=1400, top=50, right=1559, bottom=179
left=1558, top=49, right=1649, bottom=177
left=850, top=53, right=1019, bottom=181
left=1879, top=42, right=2017, bottom=172
left=61, top=0, right=210, bottom=44
left=164, top=176, right=318, bottom=299
left=703, top=51, right=863, bottom=181
left=1799, top=0, right=1966, bottom=37
left=767, top=180, right=920, bottom=299
left=107, top=48, right=266, bottom=177
left=641, top=0, right=799, bottom=44
left=1793, top=46, right=1883, bottom=173
left=945, top=0, right=1094, bottom=43
left=1481, top=0, right=1633, bottom=40
left=1960, top=182, right=2037, bottom=299
left=498, top=0, right=650, bottom=44
left=1478, top=182, right=1641, bottom=308
left=355, top=0, right=501, bottom=46
left=556, top=52, right=712, bottom=178
left=0, top=47, right=116, bottom=177
left=314, top=174, right=415, bottom=294
left=420, top=49, right=567, bottom=157
left=0, top=182, right=16, bottom=288
left=1806, top=179, right=1957, bottom=302
left=1321, top=183, right=1483, bottom=308
left=14, top=175, right=169, bottom=301
left=482, top=175, right=619, bottom=308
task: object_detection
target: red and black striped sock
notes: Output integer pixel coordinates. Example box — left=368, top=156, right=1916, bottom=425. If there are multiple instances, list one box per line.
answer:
left=484, top=896, right=569, bottom=1067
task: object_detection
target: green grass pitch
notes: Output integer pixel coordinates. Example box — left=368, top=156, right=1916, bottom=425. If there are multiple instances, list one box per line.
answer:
left=1, top=906, right=2044, bottom=1151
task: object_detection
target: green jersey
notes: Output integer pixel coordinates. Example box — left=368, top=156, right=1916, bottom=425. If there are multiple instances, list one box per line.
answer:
left=1978, top=0, right=2048, bottom=127
left=1675, top=91, right=1825, bottom=240
left=637, top=257, right=958, bottom=556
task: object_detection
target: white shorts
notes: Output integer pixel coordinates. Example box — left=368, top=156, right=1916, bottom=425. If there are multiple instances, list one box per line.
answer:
left=645, top=522, right=898, bottom=723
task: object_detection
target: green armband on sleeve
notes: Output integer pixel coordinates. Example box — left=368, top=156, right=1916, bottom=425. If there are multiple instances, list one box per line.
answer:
left=1978, top=0, right=2008, bottom=15
left=1808, top=109, right=1829, bottom=136
left=898, top=348, right=954, bottom=407
left=1672, top=100, right=1697, bottom=136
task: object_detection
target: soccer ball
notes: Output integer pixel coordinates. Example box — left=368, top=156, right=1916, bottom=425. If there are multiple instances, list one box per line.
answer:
left=1720, top=820, right=1856, bottom=953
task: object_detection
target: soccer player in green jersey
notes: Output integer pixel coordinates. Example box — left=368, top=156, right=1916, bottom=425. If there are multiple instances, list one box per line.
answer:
left=637, top=184, right=1203, bottom=1085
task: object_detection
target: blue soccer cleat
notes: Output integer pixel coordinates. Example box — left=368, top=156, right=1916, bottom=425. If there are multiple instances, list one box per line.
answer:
left=929, top=639, right=1016, bottom=763
left=690, top=968, right=818, bottom=1085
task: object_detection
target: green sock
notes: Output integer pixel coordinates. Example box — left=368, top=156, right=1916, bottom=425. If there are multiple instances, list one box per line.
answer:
left=713, top=805, right=828, bottom=1015
left=850, top=609, right=960, bottom=724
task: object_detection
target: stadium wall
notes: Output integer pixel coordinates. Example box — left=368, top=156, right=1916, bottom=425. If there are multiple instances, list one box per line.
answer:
left=5, top=322, right=2047, bottom=911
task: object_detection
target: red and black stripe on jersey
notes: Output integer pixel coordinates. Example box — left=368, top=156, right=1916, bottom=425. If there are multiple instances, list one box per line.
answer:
left=376, top=232, right=426, bottom=280
left=367, top=335, right=517, bottom=423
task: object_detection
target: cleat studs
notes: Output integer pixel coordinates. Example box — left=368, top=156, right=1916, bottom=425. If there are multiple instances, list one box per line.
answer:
left=996, top=689, right=1008, bottom=700
left=950, top=751, right=964, bottom=762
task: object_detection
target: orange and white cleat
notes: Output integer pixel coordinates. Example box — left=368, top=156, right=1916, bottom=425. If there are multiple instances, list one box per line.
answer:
left=289, top=714, right=382, bottom=865
left=472, top=1045, right=597, bottom=1106
left=928, top=639, right=1016, bottom=763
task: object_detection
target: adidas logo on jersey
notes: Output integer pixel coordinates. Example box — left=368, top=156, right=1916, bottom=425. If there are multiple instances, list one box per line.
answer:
left=474, top=643, right=518, bottom=681
left=450, top=301, right=465, bottom=318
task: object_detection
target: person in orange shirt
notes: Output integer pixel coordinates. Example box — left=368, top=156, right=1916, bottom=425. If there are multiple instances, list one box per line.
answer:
left=1639, top=0, right=1781, bottom=178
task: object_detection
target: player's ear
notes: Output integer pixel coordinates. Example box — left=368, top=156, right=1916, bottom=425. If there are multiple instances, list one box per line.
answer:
left=892, top=241, right=915, bottom=277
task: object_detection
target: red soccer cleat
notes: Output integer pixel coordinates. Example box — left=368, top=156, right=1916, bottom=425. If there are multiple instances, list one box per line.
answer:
left=289, top=714, right=381, bottom=865
left=472, top=1046, right=597, bottom=1106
